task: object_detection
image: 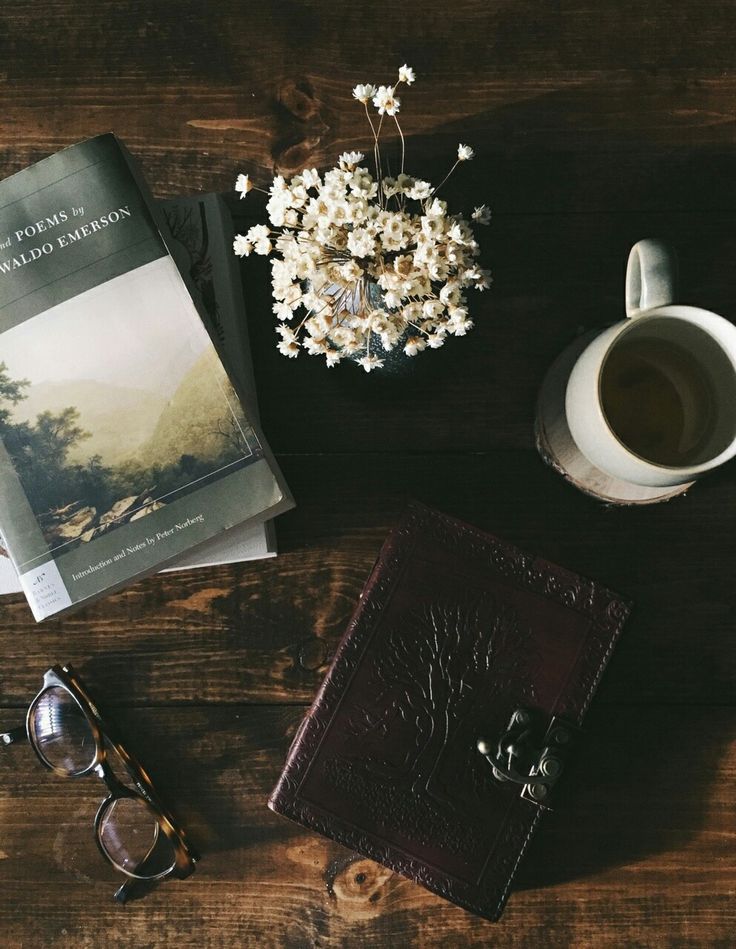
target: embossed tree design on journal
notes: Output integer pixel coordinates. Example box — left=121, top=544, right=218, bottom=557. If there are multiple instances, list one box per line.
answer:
left=348, top=594, right=535, bottom=799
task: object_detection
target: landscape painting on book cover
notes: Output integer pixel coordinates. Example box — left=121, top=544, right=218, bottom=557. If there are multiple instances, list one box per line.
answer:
left=0, top=259, right=261, bottom=555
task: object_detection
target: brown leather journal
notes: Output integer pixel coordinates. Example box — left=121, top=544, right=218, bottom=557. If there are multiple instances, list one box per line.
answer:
left=268, top=502, right=631, bottom=920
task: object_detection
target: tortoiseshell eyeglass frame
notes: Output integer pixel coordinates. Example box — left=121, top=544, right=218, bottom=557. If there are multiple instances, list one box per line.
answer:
left=0, top=664, right=197, bottom=903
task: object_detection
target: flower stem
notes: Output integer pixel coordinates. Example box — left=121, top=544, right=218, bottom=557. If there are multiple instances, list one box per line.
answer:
left=431, top=159, right=460, bottom=197
left=394, top=115, right=405, bottom=177
left=364, top=102, right=383, bottom=208
left=374, top=114, right=385, bottom=203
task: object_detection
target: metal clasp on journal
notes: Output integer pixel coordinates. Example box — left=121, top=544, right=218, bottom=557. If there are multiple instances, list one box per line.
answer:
left=476, top=708, right=581, bottom=809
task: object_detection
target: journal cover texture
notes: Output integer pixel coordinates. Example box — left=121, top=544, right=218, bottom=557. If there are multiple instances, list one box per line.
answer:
left=269, top=502, right=631, bottom=920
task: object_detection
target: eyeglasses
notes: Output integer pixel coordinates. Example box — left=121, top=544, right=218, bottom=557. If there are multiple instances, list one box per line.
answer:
left=0, top=664, right=197, bottom=902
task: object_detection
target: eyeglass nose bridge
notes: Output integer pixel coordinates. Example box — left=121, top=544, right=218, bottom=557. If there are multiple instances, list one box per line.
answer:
left=93, top=757, right=136, bottom=796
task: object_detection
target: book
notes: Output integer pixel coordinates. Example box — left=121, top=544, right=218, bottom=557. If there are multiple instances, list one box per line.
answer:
left=0, top=134, right=293, bottom=620
left=269, top=502, right=631, bottom=921
left=160, top=192, right=277, bottom=571
left=0, top=192, right=277, bottom=595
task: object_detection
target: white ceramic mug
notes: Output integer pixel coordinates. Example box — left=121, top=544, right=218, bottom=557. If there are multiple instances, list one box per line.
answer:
left=565, top=238, right=736, bottom=487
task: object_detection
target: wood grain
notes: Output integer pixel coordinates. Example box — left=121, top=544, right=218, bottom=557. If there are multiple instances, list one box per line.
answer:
left=1, top=452, right=736, bottom=707
left=4, top=2, right=736, bottom=211
left=1, top=0, right=735, bottom=944
left=0, top=705, right=733, bottom=948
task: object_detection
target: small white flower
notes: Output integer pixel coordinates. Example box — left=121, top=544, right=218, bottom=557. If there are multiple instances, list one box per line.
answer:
left=325, top=351, right=343, bottom=367
left=382, top=177, right=399, bottom=198
left=338, top=151, right=365, bottom=171
left=305, top=314, right=331, bottom=338
left=423, top=298, right=444, bottom=319
left=302, top=168, right=321, bottom=188
left=346, top=195, right=370, bottom=224
left=475, top=268, right=493, bottom=290
left=352, top=83, right=378, bottom=103
left=398, top=64, right=416, bottom=85
left=347, top=228, right=376, bottom=258
left=348, top=168, right=377, bottom=198
left=328, top=201, right=350, bottom=225
left=393, top=254, right=414, bottom=277
left=425, top=197, right=447, bottom=218
left=407, top=180, right=432, bottom=201
left=273, top=301, right=294, bottom=321
left=246, top=224, right=270, bottom=244
left=303, top=336, right=329, bottom=355
left=448, top=317, right=474, bottom=336
left=373, top=85, right=400, bottom=115
left=288, top=184, right=308, bottom=207
left=427, top=332, right=446, bottom=349
left=283, top=283, right=302, bottom=308
left=277, top=339, right=300, bottom=358
left=449, top=221, right=472, bottom=245
left=439, top=282, right=461, bottom=306
left=383, top=290, right=402, bottom=309
left=448, top=305, right=468, bottom=323
left=254, top=237, right=273, bottom=256
left=276, top=325, right=298, bottom=343
left=235, top=173, right=252, bottom=198
left=404, top=336, right=427, bottom=356
left=233, top=234, right=253, bottom=257
left=340, top=259, right=364, bottom=283
left=472, top=204, right=491, bottom=225
left=457, top=143, right=475, bottom=161
left=421, top=215, right=445, bottom=240
left=380, top=212, right=408, bottom=251
left=395, top=173, right=414, bottom=194
left=358, top=354, right=384, bottom=373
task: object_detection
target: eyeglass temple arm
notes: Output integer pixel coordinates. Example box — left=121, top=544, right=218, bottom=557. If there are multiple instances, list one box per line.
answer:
left=114, top=873, right=159, bottom=905
left=1, top=727, right=27, bottom=746
left=114, top=878, right=138, bottom=905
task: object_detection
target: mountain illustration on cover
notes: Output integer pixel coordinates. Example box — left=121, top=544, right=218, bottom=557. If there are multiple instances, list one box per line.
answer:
left=0, top=262, right=260, bottom=555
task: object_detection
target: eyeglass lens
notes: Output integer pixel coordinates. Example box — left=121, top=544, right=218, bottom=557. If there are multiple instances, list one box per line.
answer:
left=29, top=687, right=96, bottom=775
left=98, top=796, right=177, bottom=878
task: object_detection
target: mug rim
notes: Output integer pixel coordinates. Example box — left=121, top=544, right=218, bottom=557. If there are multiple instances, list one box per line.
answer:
left=594, top=306, right=736, bottom=475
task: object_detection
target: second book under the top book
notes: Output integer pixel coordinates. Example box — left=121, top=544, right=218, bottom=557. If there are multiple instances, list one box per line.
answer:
left=0, top=133, right=293, bottom=621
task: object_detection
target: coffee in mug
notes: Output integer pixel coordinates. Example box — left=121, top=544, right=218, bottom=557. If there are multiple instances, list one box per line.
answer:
left=601, top=335, right=719, bottom=467
left=536, top=238, right=736, bottom=503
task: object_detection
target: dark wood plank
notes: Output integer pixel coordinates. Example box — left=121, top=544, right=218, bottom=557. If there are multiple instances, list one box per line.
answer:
left=1, top=451, right=735, bottom=706
left=0, top=705, right=733, bottom=948
left=4, top=3, right=736, bottom=212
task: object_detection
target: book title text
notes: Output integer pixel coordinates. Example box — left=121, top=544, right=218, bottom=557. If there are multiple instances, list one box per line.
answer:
left=0, top=205, right=133, bottom=276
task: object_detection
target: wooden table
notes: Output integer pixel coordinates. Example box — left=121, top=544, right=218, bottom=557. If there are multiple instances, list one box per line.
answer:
left=2, top=2, right=735, bottom=946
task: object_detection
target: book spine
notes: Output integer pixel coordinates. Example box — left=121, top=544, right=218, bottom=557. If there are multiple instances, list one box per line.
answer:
left=208, top=195, right=262, bottom=420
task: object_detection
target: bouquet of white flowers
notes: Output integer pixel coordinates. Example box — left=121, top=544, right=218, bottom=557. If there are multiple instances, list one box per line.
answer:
left=233, top=65, right=491, bottom=372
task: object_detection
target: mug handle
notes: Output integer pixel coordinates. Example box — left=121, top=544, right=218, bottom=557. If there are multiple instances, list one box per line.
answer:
left=625, top=238, right=678, bottom=318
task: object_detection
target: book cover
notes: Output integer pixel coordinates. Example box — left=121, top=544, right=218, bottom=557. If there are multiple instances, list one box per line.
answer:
left=269, top=503, right=631, bottom=921
left=0, top=192, right=277, bottom=595
left=0, top=135, right=292, bottom=620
